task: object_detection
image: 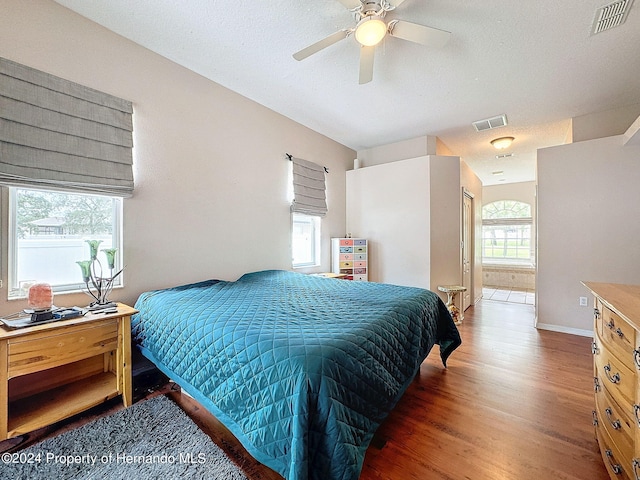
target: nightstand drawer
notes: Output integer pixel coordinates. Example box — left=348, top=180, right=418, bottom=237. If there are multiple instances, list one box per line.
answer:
left=7, top=320, right=118, bottom=377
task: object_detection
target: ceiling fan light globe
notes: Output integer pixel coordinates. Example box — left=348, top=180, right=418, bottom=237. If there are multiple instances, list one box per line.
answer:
left=355, top=17, right=387, bottom=46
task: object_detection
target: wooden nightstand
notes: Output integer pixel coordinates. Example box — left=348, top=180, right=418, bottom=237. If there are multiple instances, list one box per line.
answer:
left=0, top=303, right=137, bottom=440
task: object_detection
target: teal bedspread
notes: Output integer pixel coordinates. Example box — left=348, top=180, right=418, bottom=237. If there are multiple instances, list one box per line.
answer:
left=131, top=270, right=461, bottom=480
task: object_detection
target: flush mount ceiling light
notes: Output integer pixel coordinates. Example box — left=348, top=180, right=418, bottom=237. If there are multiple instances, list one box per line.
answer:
left=491, top=136, right=515, bottom=150
left=355, top=16, right=388, bottom=46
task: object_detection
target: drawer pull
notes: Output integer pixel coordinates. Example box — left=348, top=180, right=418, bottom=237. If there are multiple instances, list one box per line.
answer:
left=605, top=408, right=622, bottom=430
left=615, top=328, right=624, bottom=338
left=633, top=459, right=640, bottom=480
left=604, top=364, right=621, bottom=384
left=594, top=307, right=600, bottom=319
left=594, top=376, right=601, bottom=392
left=592, top=410, right=599, bottom=427
left=591, top=341, right=599, bottom=355
left=635, top=405, right=640, bottom=427
left=606, top=319, right=615, bottom=330
left=605, top=449, right=623, bottom=475
left=634, top=349, right=640, bottom=369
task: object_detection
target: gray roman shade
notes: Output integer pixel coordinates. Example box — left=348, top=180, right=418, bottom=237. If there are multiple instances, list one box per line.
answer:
left=290, top=156, right=327, bottom=217
left=0, top=57, right=134, bottom=197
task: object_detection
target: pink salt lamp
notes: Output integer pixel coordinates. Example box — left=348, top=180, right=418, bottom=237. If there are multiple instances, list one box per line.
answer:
left=28, top=283, right=53, bottom=310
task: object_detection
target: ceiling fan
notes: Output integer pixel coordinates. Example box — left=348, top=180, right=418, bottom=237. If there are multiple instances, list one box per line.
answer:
left=292, top=0, right=451, bottom=84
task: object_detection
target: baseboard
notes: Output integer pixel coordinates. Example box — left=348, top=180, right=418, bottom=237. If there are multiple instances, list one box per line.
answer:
left=535, top=322, right=593, bottom=338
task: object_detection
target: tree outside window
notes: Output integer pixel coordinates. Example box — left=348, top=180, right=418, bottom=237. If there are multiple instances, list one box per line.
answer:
left=9, top=187, right=122, bottom=298
left=482, top=200, right=532, bottom=263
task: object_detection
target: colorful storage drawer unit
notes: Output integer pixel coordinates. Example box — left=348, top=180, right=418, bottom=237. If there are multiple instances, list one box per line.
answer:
left=331, top=238, right=368, bottom=282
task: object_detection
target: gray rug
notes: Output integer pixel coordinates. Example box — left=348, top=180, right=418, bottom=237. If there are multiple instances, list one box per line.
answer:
left=3, top=395, right=248, bottom=479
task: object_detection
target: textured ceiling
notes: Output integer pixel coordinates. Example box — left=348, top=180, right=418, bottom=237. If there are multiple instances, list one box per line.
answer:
left=53, top=0, right=640, bottom=185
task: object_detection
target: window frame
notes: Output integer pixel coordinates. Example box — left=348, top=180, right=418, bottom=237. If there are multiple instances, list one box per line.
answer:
left=6, top=186, right=124, bottom=299
left=291, top=213, right=321, bottom=269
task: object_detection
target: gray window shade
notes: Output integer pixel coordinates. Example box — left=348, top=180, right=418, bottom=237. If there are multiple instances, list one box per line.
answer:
left=0, top=57, right=134, bottom=197
left=291, top=156, right=327, bottom=217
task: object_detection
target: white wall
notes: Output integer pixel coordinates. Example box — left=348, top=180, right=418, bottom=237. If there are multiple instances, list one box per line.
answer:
left=537, top=134, right=640, bottom=335
left=0, top=0, right=355, bottom=314
left=429, top=157, right=463, bottom=290
left=356, top=136, right=438, bottom=168
left=346, top=157, right=432, bottom=288
left=571, top=103, right=640, bottom=143
left=346, top=155, right=467, bottom=301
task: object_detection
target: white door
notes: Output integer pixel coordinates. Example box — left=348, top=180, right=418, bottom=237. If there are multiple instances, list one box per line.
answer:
left=462, top=191, right=473, bottom=310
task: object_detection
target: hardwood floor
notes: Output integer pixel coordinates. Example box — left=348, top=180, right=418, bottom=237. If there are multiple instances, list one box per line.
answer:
left=1, top=299, right=608, bottom=479
left=360, top=300, right=607, bottom=480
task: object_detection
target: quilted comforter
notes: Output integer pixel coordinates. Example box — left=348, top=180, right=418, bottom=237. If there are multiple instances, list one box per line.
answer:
left=131, top=270, right=461, bottom=480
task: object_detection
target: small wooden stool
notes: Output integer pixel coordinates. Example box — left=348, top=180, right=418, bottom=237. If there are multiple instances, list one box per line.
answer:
left=438, top=285, right=467, bottom=325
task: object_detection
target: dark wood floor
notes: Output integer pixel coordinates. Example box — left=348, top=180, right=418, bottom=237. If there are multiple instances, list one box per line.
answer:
left=1, top=298, right=609, bottom=479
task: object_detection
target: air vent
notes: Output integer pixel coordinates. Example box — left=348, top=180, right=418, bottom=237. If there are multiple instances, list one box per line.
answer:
left=472, top=114, right=508, bottom=132
left=592, top=0, right=635, bottom=34
left=496, top=153, right=515, bottom=159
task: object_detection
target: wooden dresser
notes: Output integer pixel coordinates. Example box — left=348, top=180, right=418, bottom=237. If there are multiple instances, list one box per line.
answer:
left=583, top=282, right=640, bottom=480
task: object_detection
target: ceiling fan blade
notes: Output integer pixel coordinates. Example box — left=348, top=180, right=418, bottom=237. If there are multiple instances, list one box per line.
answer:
left=359, top=46, right=375, bottom=85
left=389, top=20, right=451, bottom=48
left=293, top=30, right=350, bottom=61
left=336, top=0, right=362, bottom=9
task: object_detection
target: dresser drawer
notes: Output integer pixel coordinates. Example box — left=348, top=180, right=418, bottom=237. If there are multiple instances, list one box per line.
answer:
left=596, top=422, right=632, bottom=480
left=355, top=261, right=367, bottom=267
left=595, top=383, right=634, bottom=464
left=340, top=254, right=353, bottom=261
left=339, top=239, right=354, bottom=246
left=354, top=239, right=367, bottom=246
left=339, top=246, right=353, bottom=253
left=354, top=254, right=367, bottom=261
left=7, top=320, right=118, bottom=378
left=354, top=246, right=367, bottom=254
left=598, top=303, right=637, bottom=371
left=595, top=339, right=636, bottom=408
left=339, top=261, right=353, bottom=268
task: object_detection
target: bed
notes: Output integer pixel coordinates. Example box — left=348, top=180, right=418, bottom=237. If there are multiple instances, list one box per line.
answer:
left=131, top=269, right=461, bottom=480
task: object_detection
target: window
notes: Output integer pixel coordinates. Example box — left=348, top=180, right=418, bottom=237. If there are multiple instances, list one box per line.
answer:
left=292, top=213, right=320, bottom=268
left=482, top=200, right=532, bottom=263
left=8, top=187, right=123, bottom=299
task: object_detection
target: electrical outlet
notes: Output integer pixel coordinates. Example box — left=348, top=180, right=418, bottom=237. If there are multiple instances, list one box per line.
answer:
left=579, top=296, right=588, bottom=307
